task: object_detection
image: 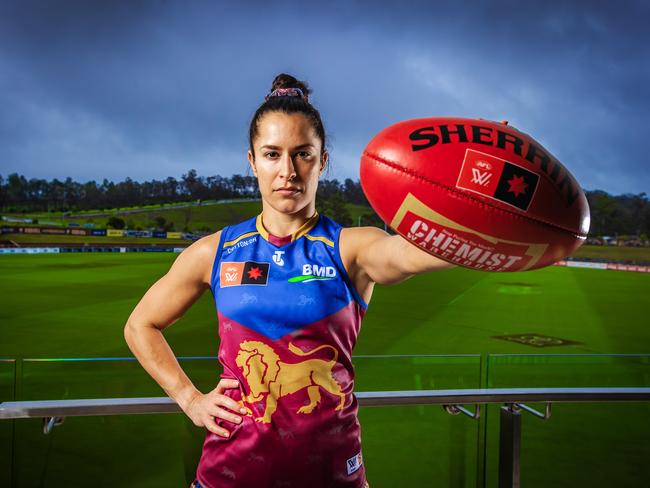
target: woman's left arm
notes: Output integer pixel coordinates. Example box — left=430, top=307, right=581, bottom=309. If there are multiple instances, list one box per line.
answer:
left=342, top=226, right=455, bottom=286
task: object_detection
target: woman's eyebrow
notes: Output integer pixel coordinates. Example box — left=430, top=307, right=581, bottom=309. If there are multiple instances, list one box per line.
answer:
left=259, top=144, right=315, bottom=150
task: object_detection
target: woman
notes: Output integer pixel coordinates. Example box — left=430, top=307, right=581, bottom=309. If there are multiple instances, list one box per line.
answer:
left=124, top=74, right=454, bottom=488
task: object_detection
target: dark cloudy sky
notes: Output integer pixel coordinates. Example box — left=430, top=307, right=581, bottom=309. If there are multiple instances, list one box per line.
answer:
left=1, top=0, right=648, bottom=194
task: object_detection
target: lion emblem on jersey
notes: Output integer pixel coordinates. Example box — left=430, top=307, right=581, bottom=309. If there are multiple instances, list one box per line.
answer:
left=235, top=340, right=347, bottom=423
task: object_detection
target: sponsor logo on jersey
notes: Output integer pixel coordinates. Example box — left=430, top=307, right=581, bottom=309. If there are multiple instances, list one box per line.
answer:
left=272, top=250, right=285, bottom=266
left=288, top=264, right=337, bottom=283
left=220, top=261, right=269, bottom=287
left=346, top=451, right=363, bottom=475
left=224, top=235, right=258, bottom=255
left=456, top=149, right=539, bottom=211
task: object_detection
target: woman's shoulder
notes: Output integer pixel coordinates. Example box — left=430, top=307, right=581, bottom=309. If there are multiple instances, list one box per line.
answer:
left=176, top=230, right=222, bottom=286
left=181, top=214, right=256, bottom=285
left=195, top=229, right=222, bottom=251
left=340, top=225, right=388, bottom=245
left=318, top=215, right=386, bottom=242
left=338, top=225, right=389, bottom=267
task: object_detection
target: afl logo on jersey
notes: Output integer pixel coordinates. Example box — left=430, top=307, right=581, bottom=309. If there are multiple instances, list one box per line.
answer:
left=220, top=261, right=270, bottom=287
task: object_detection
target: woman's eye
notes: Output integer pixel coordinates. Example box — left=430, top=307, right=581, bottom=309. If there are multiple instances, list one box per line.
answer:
left=297, top=151, right=311, bottom=159
left=265, top=151, right=279, bottom=158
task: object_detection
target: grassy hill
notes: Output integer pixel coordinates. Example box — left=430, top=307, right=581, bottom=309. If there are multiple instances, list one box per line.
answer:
left=2, top=200, right=262, bottom=233
left=2, top=201, right=375, bottom=242
left=3, top=200, right=650, bottom=262
left=3, top=200, right=376, bottom=230
left=569, top=244, right=650, bottom=262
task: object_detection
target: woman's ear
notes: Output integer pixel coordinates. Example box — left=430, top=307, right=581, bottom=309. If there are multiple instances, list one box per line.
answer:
left=247, top=150, right=258, bottom=177
left=319, top=151, right=329, bottom=177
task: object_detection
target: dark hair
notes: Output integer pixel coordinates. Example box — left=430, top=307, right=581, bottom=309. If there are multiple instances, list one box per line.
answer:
left=248, top=73, right=327, bottom=158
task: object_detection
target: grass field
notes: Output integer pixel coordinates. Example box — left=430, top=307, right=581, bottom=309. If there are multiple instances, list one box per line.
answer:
left=1, top=253, right=649, bottom=487
left=1, top=253, right=649, bottom=358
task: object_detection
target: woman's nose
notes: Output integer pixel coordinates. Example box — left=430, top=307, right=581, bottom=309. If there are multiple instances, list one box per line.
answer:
left=279, top=153, right=297, bottom=180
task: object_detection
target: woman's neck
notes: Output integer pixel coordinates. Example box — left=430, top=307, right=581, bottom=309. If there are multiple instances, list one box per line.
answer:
left=260, top=202, right=317, bottom=237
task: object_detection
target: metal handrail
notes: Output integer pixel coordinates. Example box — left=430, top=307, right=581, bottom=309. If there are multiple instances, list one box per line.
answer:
left=2, top=387, right=650, bottom=488
left=1, top=387, right=649, bottom=419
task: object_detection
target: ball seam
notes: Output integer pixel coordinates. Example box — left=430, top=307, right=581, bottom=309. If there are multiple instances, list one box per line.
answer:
left=362, top=151, right=585, bottom=238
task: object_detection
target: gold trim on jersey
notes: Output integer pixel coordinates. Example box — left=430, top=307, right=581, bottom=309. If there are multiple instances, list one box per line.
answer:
left=223, top=231, right=259, bottom=248
left=255, top=212, right=321, bottom=243
left=304, top=234, right=334, bottom=247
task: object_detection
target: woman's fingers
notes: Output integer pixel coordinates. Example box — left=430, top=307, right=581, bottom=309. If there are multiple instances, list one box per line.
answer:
left=211, top=405, right=243, bottom=425
left=183, top=381, right=249, bottom=434
left=204, top=400, right=246, bottom=438
left=213, top=379, right=249, bottom=415
left=213, top=393, right=246, bottom=414
left=215, top=378, right=240, bottom=394
left=204, top=415, right=231, bottom=438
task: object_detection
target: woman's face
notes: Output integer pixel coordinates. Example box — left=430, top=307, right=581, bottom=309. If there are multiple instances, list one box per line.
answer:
left=248, top=111, right=327, bottom=216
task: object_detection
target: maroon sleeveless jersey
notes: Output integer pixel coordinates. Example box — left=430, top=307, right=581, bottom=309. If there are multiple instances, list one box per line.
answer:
left=195, top=214, right=369, bottom=488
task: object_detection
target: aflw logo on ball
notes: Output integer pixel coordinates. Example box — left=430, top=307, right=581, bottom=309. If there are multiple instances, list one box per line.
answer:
left=456, top=149, right=539, bottom=212
left=471, top=162, right=492, bottom=186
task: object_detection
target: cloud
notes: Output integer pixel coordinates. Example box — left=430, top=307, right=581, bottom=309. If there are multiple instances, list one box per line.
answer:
left=0, top=0, right=648, bottom=194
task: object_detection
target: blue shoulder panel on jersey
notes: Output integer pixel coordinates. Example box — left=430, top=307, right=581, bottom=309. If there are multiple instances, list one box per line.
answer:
left=211, top=214, right=366, bottom=339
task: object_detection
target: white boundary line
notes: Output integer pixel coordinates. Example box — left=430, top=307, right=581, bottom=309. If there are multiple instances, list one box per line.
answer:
left=555, top=260, right=649, bottom=273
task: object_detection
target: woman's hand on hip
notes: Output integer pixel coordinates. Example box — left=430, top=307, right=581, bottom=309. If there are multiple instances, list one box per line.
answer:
left=183, top=379, right=249, bottom=438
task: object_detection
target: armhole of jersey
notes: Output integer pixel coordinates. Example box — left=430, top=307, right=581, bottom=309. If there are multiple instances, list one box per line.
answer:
left=333, top=225, right=368, bottom=311
left=209, top=227, right=228, bottom=298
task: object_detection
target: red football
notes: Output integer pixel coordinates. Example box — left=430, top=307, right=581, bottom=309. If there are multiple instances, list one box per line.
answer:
left=360, top=117, right=590, bottom=272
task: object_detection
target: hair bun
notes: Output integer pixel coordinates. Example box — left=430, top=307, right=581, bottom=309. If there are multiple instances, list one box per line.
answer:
left=270, top=73, right=311, bottom=99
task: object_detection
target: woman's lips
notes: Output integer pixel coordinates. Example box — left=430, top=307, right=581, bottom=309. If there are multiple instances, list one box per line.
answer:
left=275, top=187, right=301, bottom=196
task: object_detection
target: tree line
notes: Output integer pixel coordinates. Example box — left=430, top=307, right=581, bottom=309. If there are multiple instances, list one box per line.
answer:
left=586, top=191, right=649, bottom=238
left=0, top=171, right=370, bottom=211
left=1, top=171, right=648, bottom=237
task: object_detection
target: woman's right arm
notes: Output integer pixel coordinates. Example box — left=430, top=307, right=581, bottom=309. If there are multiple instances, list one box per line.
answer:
left=123, top=231, right=246, bottom=437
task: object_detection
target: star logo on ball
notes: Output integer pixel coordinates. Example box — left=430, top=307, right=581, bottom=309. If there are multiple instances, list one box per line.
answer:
left=507, top=174, right=528, bottom=197
left=247, top=266, right=263, bottom=280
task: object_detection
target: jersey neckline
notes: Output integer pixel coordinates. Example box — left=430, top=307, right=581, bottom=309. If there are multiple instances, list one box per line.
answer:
left=255, top=212, right=320, bottom=247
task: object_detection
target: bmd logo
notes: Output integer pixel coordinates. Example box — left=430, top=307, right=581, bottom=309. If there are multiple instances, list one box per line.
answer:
left=288, top=264, right=337, bottom=283
left=302, top=264, right=336, bottom=277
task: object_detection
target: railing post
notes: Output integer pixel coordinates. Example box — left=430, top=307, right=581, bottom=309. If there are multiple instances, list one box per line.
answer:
left=498, top=404, right=521, bottom=488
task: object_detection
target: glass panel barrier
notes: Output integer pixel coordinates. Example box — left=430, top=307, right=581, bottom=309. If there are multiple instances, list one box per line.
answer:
left=354, top=355, right=482, bottom=488
left=13, top=357, right=222, bottom=487
left=484, top=354, right=650, bottom=488
left=9, top=355, right=483, bottom=487
left=0, top=359, right=16, bottom=488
